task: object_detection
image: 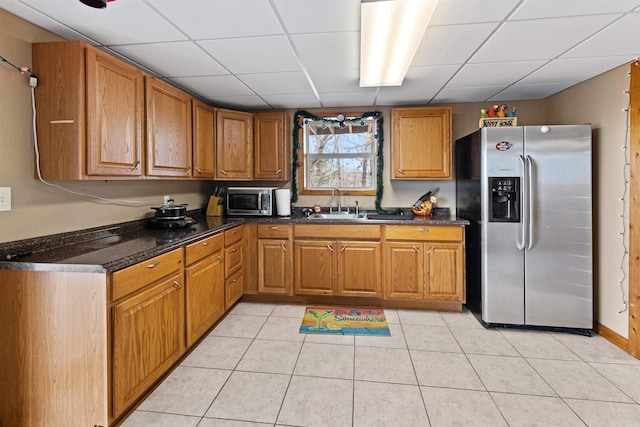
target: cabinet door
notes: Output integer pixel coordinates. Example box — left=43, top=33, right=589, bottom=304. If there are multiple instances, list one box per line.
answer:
left=226, top=268, right=244, bottom=310
left=185, top=252, right=225, bottom=347
left=216, top=109, right=253, bottom=180
left=425, top=242, right=465, bottom=302
left=384, top=242, right=425, bottom=300
left=294, top=240, right=336, bottom=296
left=145, top=77, right=193, bottom=177
left=192, top=100, right=215, bottom=179
left=337, top=241, right=381, bottom=297
left=111, top=272, right=185, bottom=417
left=254, top=112, right=288, bottom=180
left=391, top=107, right=452, bottom=179
left=86, top=47, right=144, bottom=177
left=258, top=238, right=292, bottom=295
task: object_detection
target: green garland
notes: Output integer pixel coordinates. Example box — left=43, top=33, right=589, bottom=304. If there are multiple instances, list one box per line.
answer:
left=291, top=110, right=401, bottom=214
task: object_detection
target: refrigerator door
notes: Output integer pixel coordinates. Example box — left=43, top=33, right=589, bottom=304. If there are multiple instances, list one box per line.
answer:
left=481, top=127, right=526, bottom=325
left=524, top=125, right=593, bottom=329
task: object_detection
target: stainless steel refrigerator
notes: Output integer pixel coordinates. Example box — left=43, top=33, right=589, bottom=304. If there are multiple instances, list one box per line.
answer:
left=456, top=125, right=592, bottom=332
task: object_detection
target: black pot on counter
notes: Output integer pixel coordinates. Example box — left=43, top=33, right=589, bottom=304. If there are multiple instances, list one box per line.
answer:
left=150, top=199, right=188, bottom=220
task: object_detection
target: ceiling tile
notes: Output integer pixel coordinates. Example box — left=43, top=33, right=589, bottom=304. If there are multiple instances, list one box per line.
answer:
left=489, top=82, right=576, bottom=101
left=510, top=0, right=640, bottom=20
left=198, top=36, right=301, bottom=74
left=111, top=42, right=228, bottom=78
left=403, top=65, right=461, bottom=89
left=318, top=90, right=377, bottom=107
left=520, top=56, right=634, bottom=84
left=12, top=0, right=187, bottom=45
left=171, top=75, right=253, bottom=98
left=261, top=93, right=322, bottom=109
left=448, top=60, right=547, bottom=87
left=308, top=69, right=360, bottom=93
left=290, top=32, right=360, bottom=71
left=471, top=14, right=621, bottom=63
left=432, top=86, right=505, bottom=103
left=413, top=23, right=500, bottom=66
left=273, top=0, right=360, bottom=33
left=562, top=12, right=640, bottom=58
left=430, top=0, right=519, bottom=25
left=151, top=0, right=283, bottom=39
left=376, top=87, right=440, bottom=106
left=237, top=72, right=313, bottom=95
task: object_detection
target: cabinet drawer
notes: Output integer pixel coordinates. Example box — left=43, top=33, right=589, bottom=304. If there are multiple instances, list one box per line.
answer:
left=257, top=223, right=290, bottom=239
left=111, top=248, right=183, bottom=301
left=185, top=233, right=223, bottom=265
left=225, top=269, right=244, bottom=309
left=225, top=241, right=243, bottom=277
left=385, top=225, right=463, bottom=242
left=294, top=224, right=381, bottom=239
left=224, top=224, right=244, bottom=246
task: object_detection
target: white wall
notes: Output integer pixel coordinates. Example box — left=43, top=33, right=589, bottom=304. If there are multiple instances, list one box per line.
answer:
left=545, top=64, right=632, bottom=338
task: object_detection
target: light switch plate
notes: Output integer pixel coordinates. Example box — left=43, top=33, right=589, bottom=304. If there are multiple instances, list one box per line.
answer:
left=0, top=187, right=11, bottom=211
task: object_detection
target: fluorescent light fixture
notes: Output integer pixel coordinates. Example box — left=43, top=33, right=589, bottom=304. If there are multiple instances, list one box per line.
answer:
left=360, top=0, right=438, bottom=87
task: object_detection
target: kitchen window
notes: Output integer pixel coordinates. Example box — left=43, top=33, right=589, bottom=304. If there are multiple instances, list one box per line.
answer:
left=301, top=115, right=377, bottom=195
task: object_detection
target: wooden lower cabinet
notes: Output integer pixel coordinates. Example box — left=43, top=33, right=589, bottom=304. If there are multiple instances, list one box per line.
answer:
left=226, top=268, right=244, bottom=309
left=224, top=225, right=244, bottom=308
left=185, top=252, right=225, bottom=347
left=111, top=271, right=185, bottom=417
left=384, top=225, right=465, bottom=302
left=258, top=239, right=293, bottom=294
left=294, top=239, right=381, bottom=297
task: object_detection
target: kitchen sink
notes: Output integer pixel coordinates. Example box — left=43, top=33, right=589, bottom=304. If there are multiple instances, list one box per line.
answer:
left=307, top=212, right=369, bottom=221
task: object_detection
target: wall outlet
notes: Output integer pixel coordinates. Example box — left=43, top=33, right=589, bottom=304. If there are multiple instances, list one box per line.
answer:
left=0, top=187, right=11, bottom=212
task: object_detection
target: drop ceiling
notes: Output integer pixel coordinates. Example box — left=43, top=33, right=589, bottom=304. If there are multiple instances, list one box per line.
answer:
left=2, top=0, right=639, bottom=110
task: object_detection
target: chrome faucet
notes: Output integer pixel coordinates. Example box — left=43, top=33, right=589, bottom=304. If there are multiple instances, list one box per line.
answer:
left=330, top=188, right=342, bottom=213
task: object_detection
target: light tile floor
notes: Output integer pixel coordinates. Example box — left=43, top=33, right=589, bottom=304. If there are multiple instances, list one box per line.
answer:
left=122, top=302, right=640, bottom=427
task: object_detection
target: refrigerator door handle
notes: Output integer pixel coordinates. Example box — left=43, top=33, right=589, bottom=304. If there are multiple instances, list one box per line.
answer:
left=517, top=155, right=527, bottom=251
left=526, top=155, right=534, bottom=251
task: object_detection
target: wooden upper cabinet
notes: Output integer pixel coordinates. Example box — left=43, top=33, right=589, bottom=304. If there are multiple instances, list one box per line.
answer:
left=254, top=112, right=289, bottom=180
left=192, top=100, right=216, bottom=179
left=391, top=107, right=452, bottom=179
left=145, top=76, right=193, bottom=178
left=32, top=41, right=144, bottom=179
left=216, top=108, right=253, bottom=180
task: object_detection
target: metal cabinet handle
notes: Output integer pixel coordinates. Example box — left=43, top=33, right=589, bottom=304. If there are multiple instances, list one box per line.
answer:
left=131, top=161, right=140, bottom=171
left=397, top=168, right=405, bottom=175
left=281, top=243, right=288, bottom=252
left=271, top=226, right=279, bottom=230
left=220, top=169, right=227, bottom=175
left=417, top=228, right=428, bottom=232
left=147, top=261, right=160, bottom=268
left=195, top=167, right=202, bottom=173
left=427, top=246, right=435, bottom=254
left=327, top=245, right=334, bottom=252
left=275, top=168, right=282, bottom=174
left=340, top=245, right=347, bottom=252
left=203, top=241, right=209, bottom=246
left=217, top=256, right=224, bottom=262
left=184, top=167, right=191, bottom=175
left=173, top=281, right=182, bottom=289
left=412, top=245, right=421, bottom=253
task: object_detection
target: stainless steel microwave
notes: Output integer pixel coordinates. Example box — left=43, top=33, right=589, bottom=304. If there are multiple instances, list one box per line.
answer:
left=226, top=187, right=275, bottom=216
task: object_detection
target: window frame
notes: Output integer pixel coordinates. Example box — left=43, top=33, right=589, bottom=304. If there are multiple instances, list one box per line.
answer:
left=298, top=113, right=377, bottom=196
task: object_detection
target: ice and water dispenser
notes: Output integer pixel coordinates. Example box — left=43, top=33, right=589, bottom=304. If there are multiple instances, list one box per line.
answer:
left=488, top=177, right=520, bottom=222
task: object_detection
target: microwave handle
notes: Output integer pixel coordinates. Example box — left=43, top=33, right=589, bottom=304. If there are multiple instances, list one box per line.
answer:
left=258, top=192, right=265, bottom=211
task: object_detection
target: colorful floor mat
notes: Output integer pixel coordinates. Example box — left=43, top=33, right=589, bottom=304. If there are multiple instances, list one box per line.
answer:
left=300, top=306, right=390, bottom=336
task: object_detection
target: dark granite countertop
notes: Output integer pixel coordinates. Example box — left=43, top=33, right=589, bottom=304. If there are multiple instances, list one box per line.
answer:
left=0, top=209, right=468, bottom=274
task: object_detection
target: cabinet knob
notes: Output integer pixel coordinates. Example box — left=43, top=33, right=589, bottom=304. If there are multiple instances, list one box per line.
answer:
left=232, top=248, right=238, bottom=253
left=203, top=241, right=210, bottom=246
left=147, top=261, right=160, bottom=268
